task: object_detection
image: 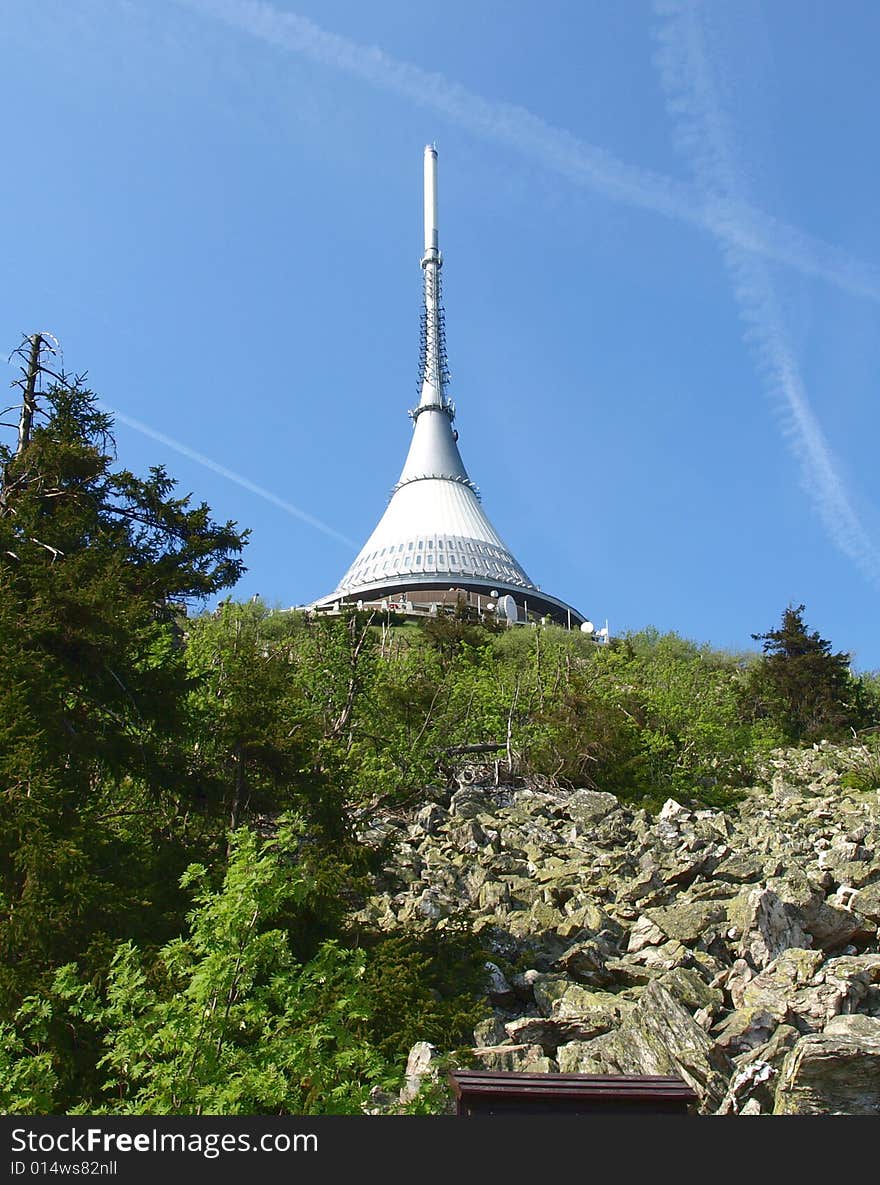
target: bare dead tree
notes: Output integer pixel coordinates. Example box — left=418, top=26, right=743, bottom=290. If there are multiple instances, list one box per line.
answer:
left=15, top=334, right=43, bottom=457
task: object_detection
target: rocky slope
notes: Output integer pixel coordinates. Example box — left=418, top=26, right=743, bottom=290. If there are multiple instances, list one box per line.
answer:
left=353, top=743, right=880, bottom=1115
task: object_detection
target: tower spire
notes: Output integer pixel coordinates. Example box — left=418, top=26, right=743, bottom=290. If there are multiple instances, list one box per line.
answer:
left=417, top=144, right=450, bottom=412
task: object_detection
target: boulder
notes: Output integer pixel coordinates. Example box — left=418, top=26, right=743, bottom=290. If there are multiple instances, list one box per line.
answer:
left=659, top=967, right=724, bottom=1016
left=773, top=1018, right=880, bottom=1115
left=483, top=961, right=516, bottom=1006
left=473, top=1015, right=508, bottom=1047
left=554, top=941, right=615, bottom=987
left=470, top=1043, right=555, bottom=1073
left=712, top=1007, right=777, bottom=1056
left=739, top=948, right=824, bottom=1023
left=568, top=789, right=620, bottom=828
left=626, top=915, right=666, bottom=954
left=645, top=901, right=729, bottom=947
left=597, top=981, right=733, bottom=1112
left=400, top=1041, right=442, bottom=1104
left=732, top=888, right=811, bottom=970
left=534, top=979, right=635, bottom=1031
left=852, top=881, right=880, bottom=924
left=556, top=1039, right=615, bottom=1074
left=503, top=1015, right=609, bottom=1054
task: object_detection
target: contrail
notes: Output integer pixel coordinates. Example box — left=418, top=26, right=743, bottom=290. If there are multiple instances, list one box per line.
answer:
left=104, top=405, right=357, bottom=548
left=653, top=0, right=880, bottom=586
left=171, top=0, right=880, bottom=304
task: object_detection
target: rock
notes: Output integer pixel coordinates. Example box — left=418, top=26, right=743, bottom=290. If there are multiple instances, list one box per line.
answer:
left=740, top=948, right=824, bottom=1023
left=597, top=981, right=733, bottom=1112
left=659, top=967, right=724, bottom=1016
left=534, top=979, right=635, bottom=1030
left=712, top=1007, right=778, bottom=1056
left=716, top=1059, right=775, bottom=1115
left=733, top=888, right=811, bottom=969
left=738, top=1023, right=800, bottom=1069
left=602, top=958, right=659, bottom=988
left=632, top=939, right=693, bottom=974
left=741, top=949, right=880, bottom=1032
left=473, top=1015, right=508, bottom=1047
left=627, top=915, right=666, bottom=954
left=415, top=803, right=448, bottom=835
left=470, top=1043, right=555, bottom=1073
left=477, top=880, right=510, bottom=911
left=400, top=1041, right=442, bottom=1104
left=483, top=961, right=516, bottom=1006
left=554, top=941, right=615, bottom=987
left=646, top=901, right=729, bottom=947
left=824, top=1013, right=880, bottom=1040
left=802, top=899, right=866, bottom=951
left=449, top=787, right=491, bottom=819
left=568, top=789, right=620, bottom=827
left=556, top=1039, right=614, bottom=1074
left=773, top=1019, right=880, bottom=1114
left=503, top=1011, right=614, bottom=1054
left=852, top=881, right=880, bottom=924
left=713, top=853, right=763, bottom=884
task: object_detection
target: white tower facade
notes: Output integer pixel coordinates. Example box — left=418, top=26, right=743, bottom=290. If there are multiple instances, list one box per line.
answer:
left=313, top=147, right=584, bottom=627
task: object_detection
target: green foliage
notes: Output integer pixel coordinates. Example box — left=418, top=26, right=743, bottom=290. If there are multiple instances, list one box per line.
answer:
left=838, top=736, right=880, bottom=793
left=355, top=920, right=489, bottom=1061
left=0, top=823, right=400, bottom=1115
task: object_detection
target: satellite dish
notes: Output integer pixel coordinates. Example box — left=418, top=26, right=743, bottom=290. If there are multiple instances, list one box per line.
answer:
left=498, top=594, right=517, bottom=622
left=580, top=620, right=595, bottom=634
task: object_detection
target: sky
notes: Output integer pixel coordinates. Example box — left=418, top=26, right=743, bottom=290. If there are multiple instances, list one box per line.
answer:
left=2, top=0, right=879, bottom=668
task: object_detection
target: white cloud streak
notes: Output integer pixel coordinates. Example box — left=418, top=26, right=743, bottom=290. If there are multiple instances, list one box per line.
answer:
left=171, top=0, right=880, bottom=304
left=104, top=405, right=357, bottom=548
left=652, top=0, right=880, bottom=586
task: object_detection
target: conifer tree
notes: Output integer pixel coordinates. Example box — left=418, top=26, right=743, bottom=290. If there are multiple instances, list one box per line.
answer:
left=748, top=604, right=863, bottom=743
left=0, top=364, right=247, bottom=1002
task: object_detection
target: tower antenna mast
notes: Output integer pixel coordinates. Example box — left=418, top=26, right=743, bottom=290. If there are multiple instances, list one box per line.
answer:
left=416, top=144, right=451, bottom=417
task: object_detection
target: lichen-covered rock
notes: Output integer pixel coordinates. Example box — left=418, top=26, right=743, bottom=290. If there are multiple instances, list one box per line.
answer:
left=740, top=948, right=825, bottom=1022
left=568, top=789, right=620, bottom=827
left=533, top=979, right=636, bottom=1034
left=554, top=940, right=615, bottom=986
left=645, top=901, right=730, bottom=947
left=712, top=1007, right=778, bottom=1055
left=732, top=888, right=811, bottom=969
left=659, top=967, right=724, bottom=1016
left=470, top=1043, right=556, bottom=1073
left=556, top=1039, right=614, bottom=1074
left=503, top=1015, right=608, bottom=1053
left=626, top=915, right=666, bottom=953
left=773, top=1018, right=880, bottom=1114
left=852, top=881, right=880, bottom=924
left=595, top=981, right=732, bottom=1112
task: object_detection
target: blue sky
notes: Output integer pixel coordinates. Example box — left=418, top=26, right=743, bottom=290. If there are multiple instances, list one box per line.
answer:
left=3, top=0, right=879, bottom=667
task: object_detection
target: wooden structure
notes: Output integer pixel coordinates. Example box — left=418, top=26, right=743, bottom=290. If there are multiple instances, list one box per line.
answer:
left=449, top=1071, right=698, bottom=1116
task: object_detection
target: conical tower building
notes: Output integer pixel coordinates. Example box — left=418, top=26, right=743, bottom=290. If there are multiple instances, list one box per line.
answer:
left=312, top=146, right=584, bottom=628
